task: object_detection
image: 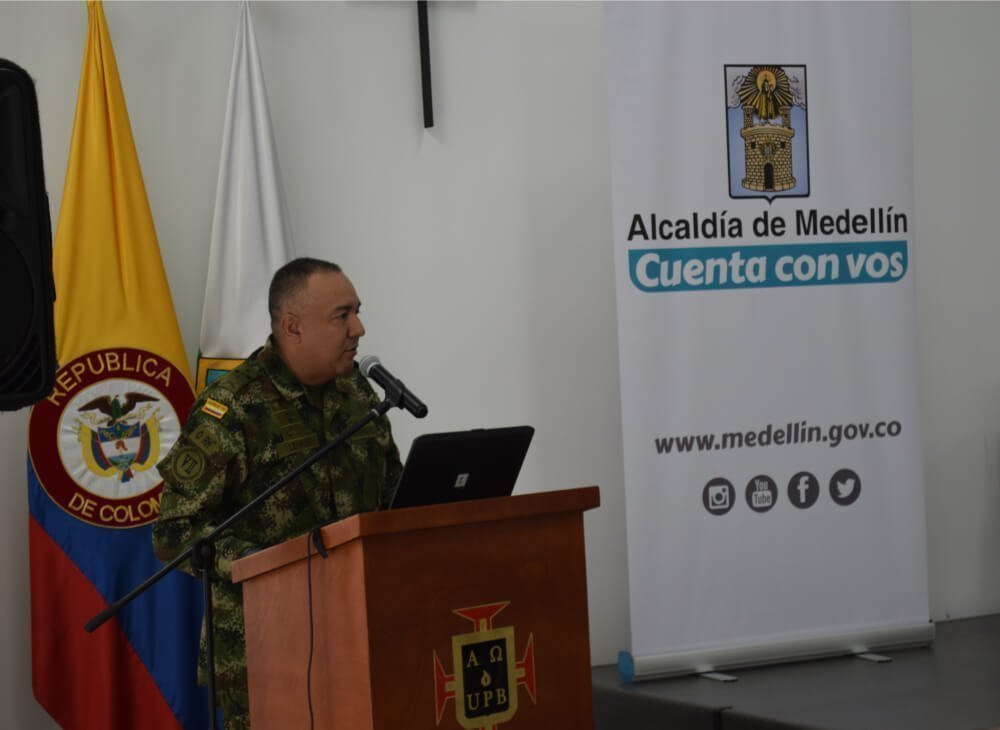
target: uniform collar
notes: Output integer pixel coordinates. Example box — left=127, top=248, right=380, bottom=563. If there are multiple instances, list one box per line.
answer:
left=258, top=337, right=360, bottom=404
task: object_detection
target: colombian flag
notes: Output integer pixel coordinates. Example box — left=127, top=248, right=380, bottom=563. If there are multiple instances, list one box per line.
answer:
left=27, top=2, right=208, bottom=728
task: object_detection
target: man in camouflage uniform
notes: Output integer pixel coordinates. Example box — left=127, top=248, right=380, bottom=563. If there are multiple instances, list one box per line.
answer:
left=153, top=258, right=402, bottom=729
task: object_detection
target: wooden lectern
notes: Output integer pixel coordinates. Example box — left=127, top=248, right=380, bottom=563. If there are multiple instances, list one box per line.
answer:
left=231, top=486, right=600, bottom=729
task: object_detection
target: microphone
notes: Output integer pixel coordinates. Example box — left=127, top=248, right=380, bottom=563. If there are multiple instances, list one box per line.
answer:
left=358, top=355, right=428, bottom=418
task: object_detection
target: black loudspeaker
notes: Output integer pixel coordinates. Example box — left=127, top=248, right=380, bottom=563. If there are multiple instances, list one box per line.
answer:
left=0, top=59, right=55, bottom=411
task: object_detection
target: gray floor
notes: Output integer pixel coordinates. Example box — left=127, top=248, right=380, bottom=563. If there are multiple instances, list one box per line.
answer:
left=592, top=614, right=1000, bottom=730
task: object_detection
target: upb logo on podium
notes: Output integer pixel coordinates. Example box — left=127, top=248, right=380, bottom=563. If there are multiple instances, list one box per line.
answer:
left=433, top=601, right=536, bottom=729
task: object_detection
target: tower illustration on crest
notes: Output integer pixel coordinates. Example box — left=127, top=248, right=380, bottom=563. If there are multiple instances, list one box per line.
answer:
left=738, top=65, right=796, bottom=193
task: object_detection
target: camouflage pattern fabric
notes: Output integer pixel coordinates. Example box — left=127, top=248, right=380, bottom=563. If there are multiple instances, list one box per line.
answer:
left=153, top=338, right=402, bottom=728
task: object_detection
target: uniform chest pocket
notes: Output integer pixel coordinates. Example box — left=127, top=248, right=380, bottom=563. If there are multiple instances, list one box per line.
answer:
left=239, top=454, right=329, bottom=532
left=275, top=432, right=321, bottom=459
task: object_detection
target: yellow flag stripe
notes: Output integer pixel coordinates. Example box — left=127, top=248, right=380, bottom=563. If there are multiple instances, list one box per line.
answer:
left=52, top=0, right=190, bottom=382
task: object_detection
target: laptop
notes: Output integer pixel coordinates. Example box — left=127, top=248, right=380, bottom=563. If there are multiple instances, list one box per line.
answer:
left=388, top=426, right=534, bottom=509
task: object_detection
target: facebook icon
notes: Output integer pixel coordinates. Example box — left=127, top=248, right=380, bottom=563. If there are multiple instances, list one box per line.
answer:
left=788, top=471, right=819, bottom=509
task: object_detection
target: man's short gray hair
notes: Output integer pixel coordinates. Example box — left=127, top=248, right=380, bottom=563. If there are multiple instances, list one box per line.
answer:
left=268, top=257, right=343, bottom=326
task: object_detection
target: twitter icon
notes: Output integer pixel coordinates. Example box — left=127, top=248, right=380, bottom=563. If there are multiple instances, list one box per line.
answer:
left=829, top=468, right=861, bottom=506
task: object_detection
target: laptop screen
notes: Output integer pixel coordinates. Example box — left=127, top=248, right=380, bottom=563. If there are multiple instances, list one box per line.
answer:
left=388, top=426, right=534, bottom=509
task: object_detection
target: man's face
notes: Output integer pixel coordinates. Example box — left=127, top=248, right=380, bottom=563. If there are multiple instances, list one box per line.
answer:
left=287, top=270, right=365, bottom=385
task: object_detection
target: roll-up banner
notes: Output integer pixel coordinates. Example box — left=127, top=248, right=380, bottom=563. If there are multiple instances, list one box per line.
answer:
left=605, top=2, right=932, bottom=681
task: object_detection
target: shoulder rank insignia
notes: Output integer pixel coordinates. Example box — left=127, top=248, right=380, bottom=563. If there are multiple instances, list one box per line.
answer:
left=201, top=398, right=229, bottom=420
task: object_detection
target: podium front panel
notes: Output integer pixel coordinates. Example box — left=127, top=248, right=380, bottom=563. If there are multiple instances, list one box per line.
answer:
left=238, top=488, right=598, bottom=730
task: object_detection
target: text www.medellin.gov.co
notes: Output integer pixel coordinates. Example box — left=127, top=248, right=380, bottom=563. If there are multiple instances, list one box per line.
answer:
left=654, top=419, right=902, bottom=454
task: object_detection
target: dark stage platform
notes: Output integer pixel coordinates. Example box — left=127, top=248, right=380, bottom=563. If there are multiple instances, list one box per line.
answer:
left=592, top=614, right=1000, bottom=730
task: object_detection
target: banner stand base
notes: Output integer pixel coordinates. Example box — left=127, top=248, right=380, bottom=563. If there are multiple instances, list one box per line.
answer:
left=619, top=619, right=934, bottom=684
left=700, top=671, right=738, bottom=682
left=855, top=651, right=893, bottom=663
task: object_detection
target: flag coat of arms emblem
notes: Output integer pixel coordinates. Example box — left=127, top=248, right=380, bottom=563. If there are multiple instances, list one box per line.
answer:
left=80, top=393, right=160, bottom=483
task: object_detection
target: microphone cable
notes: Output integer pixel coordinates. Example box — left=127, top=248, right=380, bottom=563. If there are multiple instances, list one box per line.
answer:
left=306, top=526, right=329, bottom=730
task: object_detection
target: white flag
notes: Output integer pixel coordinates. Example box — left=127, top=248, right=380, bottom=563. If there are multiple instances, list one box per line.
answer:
left=198, top=0, right=294, bottom=392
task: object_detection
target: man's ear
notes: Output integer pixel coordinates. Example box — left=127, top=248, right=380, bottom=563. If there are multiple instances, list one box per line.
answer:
left=279, top=312, right=301, bottom=341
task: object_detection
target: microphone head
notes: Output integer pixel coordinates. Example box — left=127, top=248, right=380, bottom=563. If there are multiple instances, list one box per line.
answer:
left=358, top=354, right=381, bottom=377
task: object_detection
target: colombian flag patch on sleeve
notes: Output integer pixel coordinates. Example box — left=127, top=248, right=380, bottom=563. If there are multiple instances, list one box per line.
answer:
left=201, top=398, right=229, bottom=420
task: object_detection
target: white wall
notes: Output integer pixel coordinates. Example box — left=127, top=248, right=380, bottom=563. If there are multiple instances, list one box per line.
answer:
left=912, top=1, right=1000, bottom=619
left=0, top=2, right=996, bottom=727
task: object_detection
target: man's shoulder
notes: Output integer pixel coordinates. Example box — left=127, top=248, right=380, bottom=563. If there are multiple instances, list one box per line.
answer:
left=180, top=359, right=282, bottom=435
left=201, top=355, right=275, bottom=405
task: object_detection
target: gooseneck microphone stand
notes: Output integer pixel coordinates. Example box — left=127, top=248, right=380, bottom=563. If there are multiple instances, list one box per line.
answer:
left=85, top=382, right=405, bottom=730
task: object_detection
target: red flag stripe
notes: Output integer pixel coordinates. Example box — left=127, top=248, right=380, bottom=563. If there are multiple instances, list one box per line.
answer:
left=29, top=517, right=181, bottom=730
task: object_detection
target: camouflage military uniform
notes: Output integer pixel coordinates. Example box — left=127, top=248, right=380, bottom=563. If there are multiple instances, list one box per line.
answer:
left=152, top=339, right=402, bottom=729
